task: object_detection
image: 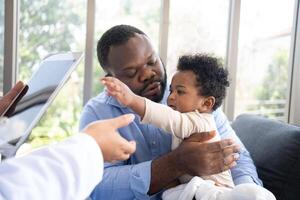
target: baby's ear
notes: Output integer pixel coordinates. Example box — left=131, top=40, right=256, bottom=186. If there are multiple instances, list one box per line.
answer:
left=203, top=96, right=215, bottom=111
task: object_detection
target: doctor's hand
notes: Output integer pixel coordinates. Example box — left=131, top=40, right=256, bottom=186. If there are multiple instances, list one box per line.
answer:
left=83, top=114, right=136, bottom=162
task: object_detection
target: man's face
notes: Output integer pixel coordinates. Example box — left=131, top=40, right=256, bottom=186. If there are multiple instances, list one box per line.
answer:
left=106, top=34, right=166, bottom=102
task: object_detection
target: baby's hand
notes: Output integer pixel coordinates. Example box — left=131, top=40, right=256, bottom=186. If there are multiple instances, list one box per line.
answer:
left=101, top=77, right=136, bottom=107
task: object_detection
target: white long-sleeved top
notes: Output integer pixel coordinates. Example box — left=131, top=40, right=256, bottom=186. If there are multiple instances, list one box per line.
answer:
left=142, top=98, right=234, bottom=187
left=142, top=98, right=220, bottom=149
left=0, top=133, right=103, bottom=200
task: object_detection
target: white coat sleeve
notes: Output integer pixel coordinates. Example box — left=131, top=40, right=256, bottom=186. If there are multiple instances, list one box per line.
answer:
left=0, top=133, right=103, bottom=200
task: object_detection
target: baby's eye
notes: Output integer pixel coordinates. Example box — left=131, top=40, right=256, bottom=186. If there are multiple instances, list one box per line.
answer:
left=177, top=90, right=185, bottom=95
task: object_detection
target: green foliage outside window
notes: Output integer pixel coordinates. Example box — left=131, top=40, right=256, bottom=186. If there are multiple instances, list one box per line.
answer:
left=251, top=49, right=289, bottom=120
left=19, top=0, right=85, bottom=81
left=18, top=0, right=86, bottom=150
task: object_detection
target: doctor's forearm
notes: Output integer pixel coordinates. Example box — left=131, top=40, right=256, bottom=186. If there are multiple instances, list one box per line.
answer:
left=0, top=134, right=103, bottom=200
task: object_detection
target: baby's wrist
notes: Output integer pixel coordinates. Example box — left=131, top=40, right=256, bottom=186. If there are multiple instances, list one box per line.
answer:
left=124, top=94, right=133, bottom=107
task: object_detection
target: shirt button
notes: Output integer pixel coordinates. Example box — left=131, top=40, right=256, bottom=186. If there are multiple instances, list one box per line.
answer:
left=152, top=141, right=156, bottom=145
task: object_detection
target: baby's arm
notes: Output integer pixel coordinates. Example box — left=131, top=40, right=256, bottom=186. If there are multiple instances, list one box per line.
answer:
left=102, top=77, right=215, bottom=139
left=143, top=98, right=216, bottom=139
left=101, top=77, right=146, bottom=117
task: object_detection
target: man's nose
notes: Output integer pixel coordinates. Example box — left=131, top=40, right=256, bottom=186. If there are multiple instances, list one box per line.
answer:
left=139, top=66, right=155, bottom=83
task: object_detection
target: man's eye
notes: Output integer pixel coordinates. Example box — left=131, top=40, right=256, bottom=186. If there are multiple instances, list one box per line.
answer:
left=125, top=69, right=137, bottom=77
left=148, top=58, right=157, bottom=66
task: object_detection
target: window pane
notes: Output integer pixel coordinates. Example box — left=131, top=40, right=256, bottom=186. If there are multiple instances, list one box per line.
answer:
left=0, top=1, right=4, bottom=95
left=234, top=0, right=294, bottom=122
left=19, top=0, right=86, bottom=81
left=18, top=0, right=86, bottom=150
left=93, top=0, right=161, bottom=96
left=167, top=0, right=230, bottom=74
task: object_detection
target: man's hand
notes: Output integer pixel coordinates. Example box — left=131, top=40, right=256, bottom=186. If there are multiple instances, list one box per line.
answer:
left=0, top=81, right=28, bottom=117
left=149, top=131, right=240, bottom=194
left=101, top=77, right=136, bottom=107
left=83, top=114, right=136, bottom=162
left=175, top=131, right=240, bottom=176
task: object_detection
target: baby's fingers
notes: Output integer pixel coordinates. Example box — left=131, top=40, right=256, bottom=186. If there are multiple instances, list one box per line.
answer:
left=102, top=79, right=119, bottom=90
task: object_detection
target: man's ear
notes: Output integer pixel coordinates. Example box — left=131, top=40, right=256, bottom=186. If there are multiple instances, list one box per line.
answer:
left=203, top=96, right=215, bottom=111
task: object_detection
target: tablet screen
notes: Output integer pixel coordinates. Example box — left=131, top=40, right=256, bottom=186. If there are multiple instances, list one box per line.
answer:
left=0, top=52, right=83, bottom=158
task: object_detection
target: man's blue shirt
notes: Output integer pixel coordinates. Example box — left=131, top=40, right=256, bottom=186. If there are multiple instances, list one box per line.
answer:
left=79, top=91, right=262, bottom=200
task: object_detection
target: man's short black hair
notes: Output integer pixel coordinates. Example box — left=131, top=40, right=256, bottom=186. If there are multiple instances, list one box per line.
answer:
left=97, top=25, right=145, bottom=71
left=177, top=54, right=229, bottom=111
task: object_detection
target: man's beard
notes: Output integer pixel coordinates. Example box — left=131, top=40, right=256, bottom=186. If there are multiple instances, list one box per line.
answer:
left=152, top=72, right=167, bottom=103
left=138, top=68, right=167, bottom=103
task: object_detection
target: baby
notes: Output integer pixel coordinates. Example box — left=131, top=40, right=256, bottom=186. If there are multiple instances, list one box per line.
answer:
left=102, top=54, right=275, bottom=200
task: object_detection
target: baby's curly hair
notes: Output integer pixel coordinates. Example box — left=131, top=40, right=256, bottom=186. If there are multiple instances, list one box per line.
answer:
left=177, top=54, right=229, bottom=111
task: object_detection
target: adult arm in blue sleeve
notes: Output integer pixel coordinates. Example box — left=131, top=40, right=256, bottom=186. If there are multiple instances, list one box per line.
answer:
left=90, top=161, right=152, bottom=200
left=213, top=108, right=262, bottom=186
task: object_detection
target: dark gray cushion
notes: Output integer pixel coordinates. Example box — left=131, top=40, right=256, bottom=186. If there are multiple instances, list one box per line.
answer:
left=232, top=114, right=300, bottom=200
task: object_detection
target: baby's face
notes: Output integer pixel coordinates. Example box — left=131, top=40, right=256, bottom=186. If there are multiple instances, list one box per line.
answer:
left=167, top=70, right=207, bottom=113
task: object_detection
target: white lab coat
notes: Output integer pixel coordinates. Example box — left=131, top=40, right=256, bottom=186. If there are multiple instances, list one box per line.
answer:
left=0, top=133, right=103, bottom=200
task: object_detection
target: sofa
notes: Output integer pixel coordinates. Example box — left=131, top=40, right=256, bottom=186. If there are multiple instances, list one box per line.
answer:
left=232, top=114, right=300, bottom=200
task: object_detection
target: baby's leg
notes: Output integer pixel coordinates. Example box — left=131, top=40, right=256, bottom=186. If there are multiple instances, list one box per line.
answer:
left=162, top=176, right=207, bottom=200
left=177, top=177, right=208, bottom=200
left=194, top=179, right=230, bottom=200
left=220, top=183, right=276, bottom=200
left=195, top=182, right=276, bottom=200
left=162, top=183, right=187, bottom=200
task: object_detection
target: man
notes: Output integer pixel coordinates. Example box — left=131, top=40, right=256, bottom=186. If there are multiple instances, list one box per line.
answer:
left=80, top=25, right=261, bottom=199
left=0, top=82, right=137, bottom=200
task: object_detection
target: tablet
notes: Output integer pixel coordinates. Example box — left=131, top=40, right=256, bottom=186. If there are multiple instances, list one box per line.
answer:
left=0, top=52, right=83, bottom=159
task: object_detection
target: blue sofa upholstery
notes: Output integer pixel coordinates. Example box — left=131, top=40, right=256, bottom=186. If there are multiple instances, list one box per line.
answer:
left=232, top=114, right=300, bottom=200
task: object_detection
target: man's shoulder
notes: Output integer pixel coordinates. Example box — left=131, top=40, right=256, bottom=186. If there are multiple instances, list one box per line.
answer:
left=83, top=92, right=117, bottom=116
left=79, top=91, right=133, bottom=129
left=85, top=91, right=110, bottom=107
left=212, top=108, right=226, bottom=121
left=82, top=91, right=132, bottom=118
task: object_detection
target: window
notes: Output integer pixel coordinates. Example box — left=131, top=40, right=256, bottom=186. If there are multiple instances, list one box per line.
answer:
left=167, top=0, right=230, bottom=75
left=18, top=0, right=86, bottom=149
left=234, top=0, right=294, bottom=122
